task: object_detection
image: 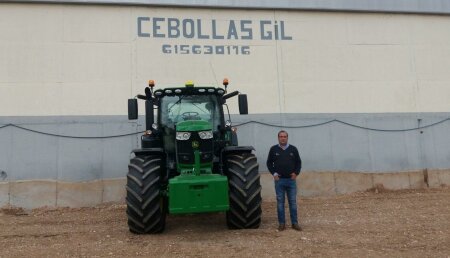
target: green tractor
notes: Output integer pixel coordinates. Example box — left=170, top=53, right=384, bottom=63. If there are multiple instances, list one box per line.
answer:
left=126, top=79, right=262, bottom=234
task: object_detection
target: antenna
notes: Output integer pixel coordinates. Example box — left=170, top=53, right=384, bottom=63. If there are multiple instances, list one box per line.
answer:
left=209, top=61, right=219, bottom=87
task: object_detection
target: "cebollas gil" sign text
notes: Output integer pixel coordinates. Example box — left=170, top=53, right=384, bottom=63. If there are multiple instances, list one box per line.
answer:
left=137, top=17, right=293, bottom=55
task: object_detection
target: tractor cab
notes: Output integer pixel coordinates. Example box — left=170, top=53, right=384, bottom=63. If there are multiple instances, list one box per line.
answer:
left=157, top=85, right=224, bottom=161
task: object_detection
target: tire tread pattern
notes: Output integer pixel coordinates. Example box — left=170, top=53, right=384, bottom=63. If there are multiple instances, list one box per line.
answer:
left=226, top=153, right=262, bottom=229
left=126, top=155, right=166, bottom=234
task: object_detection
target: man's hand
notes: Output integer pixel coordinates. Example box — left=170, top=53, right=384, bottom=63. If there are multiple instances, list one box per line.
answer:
left=273, top=173, right=280, bottom=181
left=290, top=173, right=297, bottom=180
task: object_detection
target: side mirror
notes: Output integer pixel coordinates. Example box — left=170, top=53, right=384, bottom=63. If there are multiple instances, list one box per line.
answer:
left=128, top=99, right=138, bottom=120
left=238, top=94, right=248, bottom=115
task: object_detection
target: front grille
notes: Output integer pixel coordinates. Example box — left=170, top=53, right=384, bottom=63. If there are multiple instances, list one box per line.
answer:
left=176, top=133, right=213, bottom=164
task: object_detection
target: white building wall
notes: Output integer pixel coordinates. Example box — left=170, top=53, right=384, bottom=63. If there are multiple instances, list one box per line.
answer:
left=1, top=2, right=450, bottom=208
left=1, top=3, right=450, bottom=116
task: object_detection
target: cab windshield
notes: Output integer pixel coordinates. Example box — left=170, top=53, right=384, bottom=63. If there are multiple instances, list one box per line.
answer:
left=160, top=95, right=221, bottom=131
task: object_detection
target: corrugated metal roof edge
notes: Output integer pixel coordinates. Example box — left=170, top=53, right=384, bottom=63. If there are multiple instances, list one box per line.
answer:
left=3, top=0, right=450, bottom=16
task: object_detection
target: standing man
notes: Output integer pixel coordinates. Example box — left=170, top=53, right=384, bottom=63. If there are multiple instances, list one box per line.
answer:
left=266, top=130, right=302, bottom=231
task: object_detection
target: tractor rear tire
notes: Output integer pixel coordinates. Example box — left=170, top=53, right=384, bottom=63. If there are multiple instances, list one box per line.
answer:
left=225, top=153, right=262, bottom=229
left=126, top=155, right=166, bottom=234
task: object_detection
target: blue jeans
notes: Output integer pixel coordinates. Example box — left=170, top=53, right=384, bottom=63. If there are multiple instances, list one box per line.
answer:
left=275, top=178, right=298, bottom=225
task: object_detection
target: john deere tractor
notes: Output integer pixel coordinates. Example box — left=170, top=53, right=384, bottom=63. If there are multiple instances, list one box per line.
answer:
left=126, top=79, right=261, bottom=234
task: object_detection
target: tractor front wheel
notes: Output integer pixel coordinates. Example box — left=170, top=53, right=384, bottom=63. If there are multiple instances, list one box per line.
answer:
left=126, top=155, right=166, bottom=234
left=225, top=153, right=262, bottom=229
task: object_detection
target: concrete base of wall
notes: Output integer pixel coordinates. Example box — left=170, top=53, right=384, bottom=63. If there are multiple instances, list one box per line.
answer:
left=0, top=179, right=127, bottom=209
left=1, top=170, right=449, bottom=209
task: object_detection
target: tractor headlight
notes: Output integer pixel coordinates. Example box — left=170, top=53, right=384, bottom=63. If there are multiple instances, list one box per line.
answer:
left=176, top=132, right=191, bottom=140
left=198, top=130, right=213, bottom=139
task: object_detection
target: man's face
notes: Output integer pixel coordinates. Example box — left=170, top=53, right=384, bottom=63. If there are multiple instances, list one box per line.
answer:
left=278, top=132, right=288, bottom=146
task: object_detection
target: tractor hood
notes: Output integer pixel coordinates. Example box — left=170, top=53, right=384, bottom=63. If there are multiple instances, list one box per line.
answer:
left=176, top=120, right=212, bottom=132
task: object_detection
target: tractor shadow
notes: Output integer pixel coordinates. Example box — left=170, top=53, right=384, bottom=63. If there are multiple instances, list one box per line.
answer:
left=164, top=212, right=228, bottom=233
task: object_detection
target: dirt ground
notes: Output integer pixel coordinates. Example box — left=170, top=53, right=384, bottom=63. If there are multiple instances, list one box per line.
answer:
left=1, top=187, right=449, bottom=258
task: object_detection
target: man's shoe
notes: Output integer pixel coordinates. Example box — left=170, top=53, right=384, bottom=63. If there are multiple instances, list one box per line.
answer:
left=278, top=224, right=286, bottom=231
left=292, top=224, right=303, bottom=231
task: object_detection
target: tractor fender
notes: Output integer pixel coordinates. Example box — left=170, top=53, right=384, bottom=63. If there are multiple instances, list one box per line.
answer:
left=221, top=146, right=254, bottom=158
left=131, top=148, right=165, bottom=157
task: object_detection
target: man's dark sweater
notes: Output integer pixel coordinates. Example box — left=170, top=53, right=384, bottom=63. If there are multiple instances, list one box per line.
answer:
left=266, top=145, right=302, bottom=178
